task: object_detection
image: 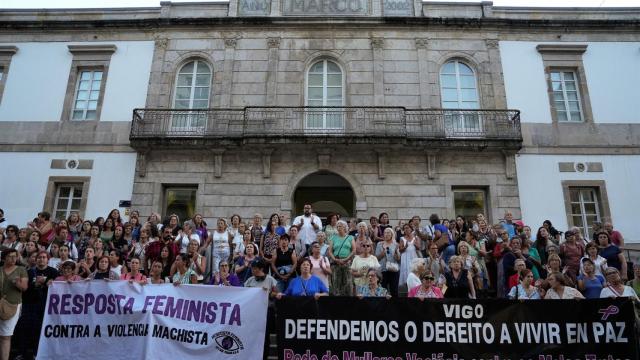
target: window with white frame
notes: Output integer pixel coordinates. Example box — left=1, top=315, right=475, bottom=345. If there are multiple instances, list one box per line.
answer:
left=71, top=70, right=103, bottom=120
left=569, top=187, right=600, bottom=241
left=53, top=184, right=83, bottom=220
left=306, top=60, right=343, bottom=130
left=550, top=70, right=583, bottom=122
left=440, top=60, right=480, bottom=133
left=172, top=60, right=211, bottom=130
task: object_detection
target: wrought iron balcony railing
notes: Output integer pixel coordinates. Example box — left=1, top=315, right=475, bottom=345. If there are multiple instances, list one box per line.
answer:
left=130, top=106, right=521, bottom=144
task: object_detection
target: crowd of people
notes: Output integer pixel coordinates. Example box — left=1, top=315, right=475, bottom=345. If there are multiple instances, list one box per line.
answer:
left=0, top=206, right=638, bottom=360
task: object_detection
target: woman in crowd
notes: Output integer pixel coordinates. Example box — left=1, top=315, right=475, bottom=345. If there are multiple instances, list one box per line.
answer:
left=93, top=239, right=105, bottom=259
left=235, top=243, right=258, bottom=284
left=600, top=268, right=639, bottom=300
left=166, top=214, right=181, bottom=236
left=1, top=225, right=21, bottom=253
left=261, top=214, right=281, bottom=261
left=444, top=256, right=476, bottom=299
left=130, top=227, right=150, bottom=273
left=520, top=235, right=541, bottom=280
left=108, top=249, right=126, bottom=278
left=54, top=261, right=83, bottom=282
left=323, top=213, right=339, bottom=239
left=543, top=253, right=574, bottom=288
left=288, top=226, right=305, bottom=259
left=357, top=269, right=389, bottom=298
left=542, top=220, right=561, bottom=242
left=122, top=222, right=134, bottom=245
left=580, top=242, right=608, bottom=277
left=545, top=272, right=584, bottom=299
left=47, top=243, right=61, bottom=269
left=77, top=248, right=96, bottom=278
left=596, top=232, right=627, bottom=282
left=278, top=258, right=328, bottom=299
left=353, top=222, right=371, bottom=256
left=210, top=260, right=241, bottom=286
left=398, top=223, right=420, bottom=288
left=206, top=218, right=232, bottom=277
left=107, top=209, right=123, bottom=227
left=309, top=241, right=331, bottom=291
left=375, top=227, right=400, bottom=298
left=121, top=257, right=147, bottom=285
left=271, top=234, right=297, bottom=293
left=350, top=240, right=379, bottom=290
left=628, top=264, right=640, bottom=296
left=559, top=230, right=584, bottom=283
left=507, top=259, right=527, bottom=291
left=507, top=269, right=540, bottom=300
left=187, top=239, right=206, bottom=283
left=227, top=214, right=243, bottom=256
left=328, top=220, right=356, bottom=296
left=406, top=258, right=426, bottom=291
left=231, top=222, right=247, bottom=261
left=129, top=216, right=141, bottom=241
left=13, top=251, right=57, bottom=360
left=192, top=214, right=208, bottom=245
left=100, top=218, right=115, bottom=250
left=408, top=271, right=443, bottom=299
left=534, top=226, right=552, bottom=267
left=172, top=253, right=197, bottom=285
left=457, top=241, right=481, bottom=289
left=175, top=222, right=200, bottom=255
left=577, top=258, right=605, bottom=299
left=76, top=220, right=93, bottom=260
left=66, top=212, right=82, bottom=241
left=148, top=261, right=165, bottom=284
left=112, top=225, right=128, bottom=255
left=316, top=231, right=330, bottom=257
left=159, top=246, right=174, bottom=280
left=424, top=242, right=446, bottom=287
left=0, top=249, right=28, bottom=360
left=89, top=255, right=119, bottom=281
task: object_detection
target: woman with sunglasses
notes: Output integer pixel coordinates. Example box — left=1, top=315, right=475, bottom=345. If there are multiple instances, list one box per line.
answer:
left=408, top=271, right=443, bottom=299
left=600, top=268, right=639, bottom=300
left=350, top=240, right=380, bottom=291
left=210, top=260, right=241, bottom=287
left=357, top=268, right=390, bottom=298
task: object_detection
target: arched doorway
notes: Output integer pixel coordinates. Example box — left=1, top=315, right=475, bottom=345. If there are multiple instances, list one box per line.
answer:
left=293, top=171, right=355, bottom=220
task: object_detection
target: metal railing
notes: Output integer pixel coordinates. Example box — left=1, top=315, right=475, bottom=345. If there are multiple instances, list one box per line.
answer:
left=130, top=107, right=521, bottom=141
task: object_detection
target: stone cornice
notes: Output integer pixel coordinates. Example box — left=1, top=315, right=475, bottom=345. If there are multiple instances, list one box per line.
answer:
left=0, top=45, right=17, bottom=55
left=536, top=44, right=588, bottom=55
left=67, top=44, right=117, bottom=55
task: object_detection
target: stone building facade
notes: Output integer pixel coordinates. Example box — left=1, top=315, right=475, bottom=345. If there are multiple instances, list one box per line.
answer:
left=1, top=1, right=639, bottom=242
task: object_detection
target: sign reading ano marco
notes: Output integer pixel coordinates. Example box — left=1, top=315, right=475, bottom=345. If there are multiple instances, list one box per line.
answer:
left=282, top=0, right=370, bottom=15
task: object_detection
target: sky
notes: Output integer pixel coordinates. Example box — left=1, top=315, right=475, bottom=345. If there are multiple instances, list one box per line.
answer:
left=2, top=0, right=639, bottom=8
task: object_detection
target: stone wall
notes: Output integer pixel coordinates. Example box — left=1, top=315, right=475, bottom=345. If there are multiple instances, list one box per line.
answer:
left=131, top=145, right=520, bottom=225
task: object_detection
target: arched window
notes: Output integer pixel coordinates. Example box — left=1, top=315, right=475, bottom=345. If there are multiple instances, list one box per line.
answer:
left=174, top=60, right=211, bottom=109
left=172, top=60, right=211, bottom=131
left=439, top=60, right=480, bottom=134
left=306, top=60, right=343, bottom=130
left=440, top=60, right=478, bottom=109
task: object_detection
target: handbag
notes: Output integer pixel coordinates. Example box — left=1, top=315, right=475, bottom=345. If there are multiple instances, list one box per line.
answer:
left=386, top=262, right=399, bottom=272
left=0, top=270, right=18, bottom=321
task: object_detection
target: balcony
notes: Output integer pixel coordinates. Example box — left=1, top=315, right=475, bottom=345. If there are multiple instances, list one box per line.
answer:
left=130, top=107, right=522, bottom=150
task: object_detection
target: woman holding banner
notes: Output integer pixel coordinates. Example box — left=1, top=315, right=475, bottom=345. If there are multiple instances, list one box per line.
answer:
left=544, top=272, right=584, bottom=299
left=277, top=258, right=328, bottom=299
left=408, top=271, right=443, bottom=299
left=357, top=268, right=389, bottom=298
left=120, top=257, right=147, bottom=285
left=54, top=261, right=83, bottom=282
left=507, top=269, right=540, bottom=300
left=172, top=253, right=197, bottom=285
left=0, top=248, right=28, bottom=360
left=443, top=256, right=476, bottom=299
left=89, top=255, right=119, bottom=281
left=210, top=260, right=241, bottom=287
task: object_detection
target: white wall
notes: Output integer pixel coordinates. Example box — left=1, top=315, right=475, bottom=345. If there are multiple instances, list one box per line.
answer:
left=0, top=41, right=154, bottom=122
left=515, top=154, right=640, bottom=243
left=0, top=152, right=136, bottom=227
left=501, top=41, right=640, bottom=124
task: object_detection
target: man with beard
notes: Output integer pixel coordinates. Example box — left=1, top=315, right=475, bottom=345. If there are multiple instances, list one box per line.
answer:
left=293, top=204, right=322, bottom=254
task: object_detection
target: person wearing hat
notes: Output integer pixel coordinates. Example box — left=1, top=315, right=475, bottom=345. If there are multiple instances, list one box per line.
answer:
left=244, top=258, right=278, bottom=296
left=54, top=261, right=83, bottom=283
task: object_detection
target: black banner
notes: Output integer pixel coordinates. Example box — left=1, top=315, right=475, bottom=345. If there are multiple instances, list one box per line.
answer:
left=276, top=298, right=639, bottom=360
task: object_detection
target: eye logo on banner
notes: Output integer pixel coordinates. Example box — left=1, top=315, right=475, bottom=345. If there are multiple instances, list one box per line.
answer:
left=213, top=331, right=244, bottom=355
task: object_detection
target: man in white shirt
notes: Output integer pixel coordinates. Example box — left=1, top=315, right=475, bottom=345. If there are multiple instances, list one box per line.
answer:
left=293, top=204, right=322, bottom=253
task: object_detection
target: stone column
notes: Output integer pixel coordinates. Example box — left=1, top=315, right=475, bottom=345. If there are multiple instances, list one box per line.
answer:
left=485, top=39, right=507, bottom=109
left=211, top=148, right=226, bottom=178
left=266, top=37, right=281, bottom=106
left=220, top=38, right=237, bottom=108
left=415, top=38, right=430, bottom=108
left=371, top=37, right=385, bottom=106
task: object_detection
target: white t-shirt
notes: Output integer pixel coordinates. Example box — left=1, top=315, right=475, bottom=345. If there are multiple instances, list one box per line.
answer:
left=293, top=214, right=323, bottom=246
left=176, top=233, right=200, bottom=254
left=600, top=285, right=640, bottom=301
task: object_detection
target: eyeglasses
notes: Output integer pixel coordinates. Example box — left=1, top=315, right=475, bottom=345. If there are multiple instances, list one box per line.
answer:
left=363, top=245, right=371, bottom=248
left=220, top=264, right=229, bottom=267
left=422, top=277, right=435, bottom=281
left=367, top=274, right=376, bottom=278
